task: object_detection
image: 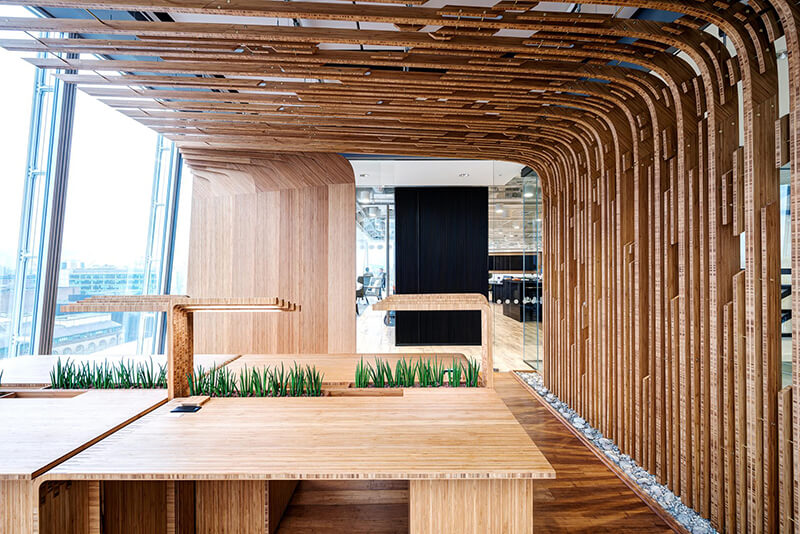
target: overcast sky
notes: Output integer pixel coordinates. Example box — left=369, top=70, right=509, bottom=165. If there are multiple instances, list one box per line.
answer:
left=0, top=8, right=160, bottom=272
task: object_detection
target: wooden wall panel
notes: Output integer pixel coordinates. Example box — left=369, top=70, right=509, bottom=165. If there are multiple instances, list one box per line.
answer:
left=187, top=152, right=356, bottom=354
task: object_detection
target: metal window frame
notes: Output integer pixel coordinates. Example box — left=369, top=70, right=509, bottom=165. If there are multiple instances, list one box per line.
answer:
left=5, top=40, right=185, bottom=358
left=6, top=34, right=71, bottom=358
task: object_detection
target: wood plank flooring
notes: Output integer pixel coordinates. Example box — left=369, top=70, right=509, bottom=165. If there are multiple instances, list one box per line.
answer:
left=494, top=373, right=674, bottom=533
left=274, top=373, right=674, bottom=533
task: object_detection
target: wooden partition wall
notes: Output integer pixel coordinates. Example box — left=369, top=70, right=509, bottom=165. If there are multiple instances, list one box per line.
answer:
left=185, top=152, right=356, bottom=354
left=535, top=14, right=799, bottom=534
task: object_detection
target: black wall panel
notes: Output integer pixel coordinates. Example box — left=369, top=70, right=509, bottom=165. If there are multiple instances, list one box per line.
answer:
left=394, top=187, right=488, bottom=345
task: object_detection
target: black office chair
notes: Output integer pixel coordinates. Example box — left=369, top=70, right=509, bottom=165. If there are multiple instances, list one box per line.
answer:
left=356, top=275, right=368, bottom=314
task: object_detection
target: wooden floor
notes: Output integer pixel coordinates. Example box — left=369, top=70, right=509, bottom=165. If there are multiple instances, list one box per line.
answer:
left=274, top=373, right=673, bottom=533
left=276, top=480, right=409, bottom=534
left=495, top=373, right=673, bottom=533
left=357, top=302, right=542, bottom=371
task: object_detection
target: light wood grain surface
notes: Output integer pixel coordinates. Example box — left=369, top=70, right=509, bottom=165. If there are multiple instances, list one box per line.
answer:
left=0, top=354, right=241, bottom=388
left=188, top=154, right=356, bottom=357
left=225, top=353, right=469, bottom=385
left=43, top=389, right=554, bottom=481
left=0, top=390, right=166, bottom=479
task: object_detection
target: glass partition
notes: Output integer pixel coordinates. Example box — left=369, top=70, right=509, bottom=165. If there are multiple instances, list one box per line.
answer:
left=522, top=173, right=543, bottom=370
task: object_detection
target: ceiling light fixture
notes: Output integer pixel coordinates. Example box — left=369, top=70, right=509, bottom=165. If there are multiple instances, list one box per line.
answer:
left=523, top=184, right=534, bottom=198
left=459, top=172, right=469, bottom=177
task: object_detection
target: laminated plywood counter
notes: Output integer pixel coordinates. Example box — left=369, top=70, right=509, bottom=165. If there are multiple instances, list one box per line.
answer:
left=0, top=389, right=166, bottom=533
left=40, top=388, right=554, bottom=533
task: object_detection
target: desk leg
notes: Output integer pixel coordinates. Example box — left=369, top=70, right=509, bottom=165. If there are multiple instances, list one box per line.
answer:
left=409, top=479, right=533, bottom=534
left=1, top=480, right=35, bottom=533
left=168, top=306, right=193, bottom=399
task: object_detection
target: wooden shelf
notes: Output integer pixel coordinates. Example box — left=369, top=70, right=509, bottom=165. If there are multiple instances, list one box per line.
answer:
left=372, top=293, right=489, bottom=312
left=61, top=295, right=298, bottom=313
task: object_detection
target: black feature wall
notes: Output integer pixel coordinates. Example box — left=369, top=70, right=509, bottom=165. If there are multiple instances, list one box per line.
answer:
left=394, top=187, right=488, bottom=345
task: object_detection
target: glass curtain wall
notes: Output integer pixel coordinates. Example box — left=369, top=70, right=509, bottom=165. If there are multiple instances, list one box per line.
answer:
left=0, top=7, right=66, bottom=358
left=53, top=90, right=180, bottom=357
left=0, top=22, right=189, bottom=358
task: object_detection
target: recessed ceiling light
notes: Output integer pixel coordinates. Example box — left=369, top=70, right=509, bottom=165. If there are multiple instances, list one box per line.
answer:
left=459, top=172, right=469, bottom=177
left=514, top=225, right=520, bottom=230
left=359, top=173, right=369, bottom=178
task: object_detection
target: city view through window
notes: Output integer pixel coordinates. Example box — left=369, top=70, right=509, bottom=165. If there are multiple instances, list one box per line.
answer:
left=0, top=32, right=189, bottom=358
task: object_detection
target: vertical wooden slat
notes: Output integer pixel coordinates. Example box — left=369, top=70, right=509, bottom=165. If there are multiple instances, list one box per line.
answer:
left=778, top=386, right=794, bottom=533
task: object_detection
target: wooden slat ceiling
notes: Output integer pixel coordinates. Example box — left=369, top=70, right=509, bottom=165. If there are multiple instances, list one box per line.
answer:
left=0, top=0, right=722, bottom=165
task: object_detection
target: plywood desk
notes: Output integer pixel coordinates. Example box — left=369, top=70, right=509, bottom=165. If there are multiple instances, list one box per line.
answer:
left=42, top=389, right=554, bottom=533
left=0, top=390, right=167, bottom=533
left=0, top=354, right=241, bottom=388
left=224, top=353, right=469, bottom=386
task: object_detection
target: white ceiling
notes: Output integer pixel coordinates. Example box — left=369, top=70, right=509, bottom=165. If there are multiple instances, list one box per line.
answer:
left=350, top=159, right=525, bottom=187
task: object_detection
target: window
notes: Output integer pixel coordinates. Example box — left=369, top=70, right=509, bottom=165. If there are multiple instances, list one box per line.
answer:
left=54, top=91, right=179, bottom=356
left=0, top=32, right=35, bottom=357
left=0, top=6, right=65, bottom=358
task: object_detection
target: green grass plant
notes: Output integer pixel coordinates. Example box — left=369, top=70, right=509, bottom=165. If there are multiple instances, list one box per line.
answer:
left=288, top=362, right=306, bottom=397
left=395, top=358, right=417, bottom=387
left=355, top=358, right=370, bottom=388
left=448, top=358, right=463, bottom=387
left=352, top=356, right=479, bottom=388
left=187, top=361, right=326, bottom=398
left=49, top=357, right=168, bottom=390
left=431, top=357, right=446, bottom=387
left=464, top=357, right=480, bottom=387
left=417, top=358, right=432, bottom=387
left=369, top=358, right=389, bottom=388
left=306, top=365, right=324, bottom=396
